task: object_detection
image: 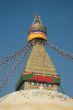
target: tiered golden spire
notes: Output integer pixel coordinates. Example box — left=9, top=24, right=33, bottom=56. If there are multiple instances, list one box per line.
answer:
left=16, top=15, right=60, bottom=91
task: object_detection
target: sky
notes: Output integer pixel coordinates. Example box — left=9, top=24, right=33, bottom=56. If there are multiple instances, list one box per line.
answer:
left=0, top=0, right=73, bottom=98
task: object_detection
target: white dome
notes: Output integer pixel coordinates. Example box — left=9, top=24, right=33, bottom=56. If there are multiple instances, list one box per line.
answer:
left=0, top=89, right=73, bottom=110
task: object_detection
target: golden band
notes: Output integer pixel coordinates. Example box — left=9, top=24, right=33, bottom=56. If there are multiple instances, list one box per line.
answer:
left=28, top=33, right=48, bottom=41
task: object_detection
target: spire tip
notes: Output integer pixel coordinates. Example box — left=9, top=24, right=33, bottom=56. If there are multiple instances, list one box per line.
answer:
left=33, top=14, right=42, bottom=24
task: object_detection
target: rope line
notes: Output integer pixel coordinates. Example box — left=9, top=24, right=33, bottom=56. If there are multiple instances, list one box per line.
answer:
left=0, top=51, right=20, bottom=70
left=0, top=44, right=31, bottom=90
left=46, top=42, right=73, bottom=62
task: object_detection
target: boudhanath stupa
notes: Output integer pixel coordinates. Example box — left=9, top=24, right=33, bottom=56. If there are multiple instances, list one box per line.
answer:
left=0, top=15, right=73, bottom=110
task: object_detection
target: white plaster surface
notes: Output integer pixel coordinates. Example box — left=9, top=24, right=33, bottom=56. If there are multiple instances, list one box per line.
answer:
left=0, top=89, right=73, bottom=110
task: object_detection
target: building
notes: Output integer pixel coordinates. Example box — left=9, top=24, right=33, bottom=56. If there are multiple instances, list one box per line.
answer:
left=0, top=15, right=73, bottom=110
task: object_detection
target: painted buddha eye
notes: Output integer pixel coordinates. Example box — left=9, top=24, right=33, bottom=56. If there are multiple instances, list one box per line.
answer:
left=37, top=83, right=39, bottom=86
left=32, top=82, right=34, bottom=85
left=43, top=84, right=46, bottom=87
left=49, top=84, right=52, bottom=87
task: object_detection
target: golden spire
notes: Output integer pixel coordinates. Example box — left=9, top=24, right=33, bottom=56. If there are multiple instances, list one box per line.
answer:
left=28, top=15, right=48, bottom=42
left=16, top=15, right=60, bottom=91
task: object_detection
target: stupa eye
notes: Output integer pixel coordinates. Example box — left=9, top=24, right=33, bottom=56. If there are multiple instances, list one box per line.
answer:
left=32, top=82, right=34, bottom=85
left=44, top=84, right=46, bottom=87
left=37, top=83, right=39, bottom=86
left=49, top=84, right=52, bottom=87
